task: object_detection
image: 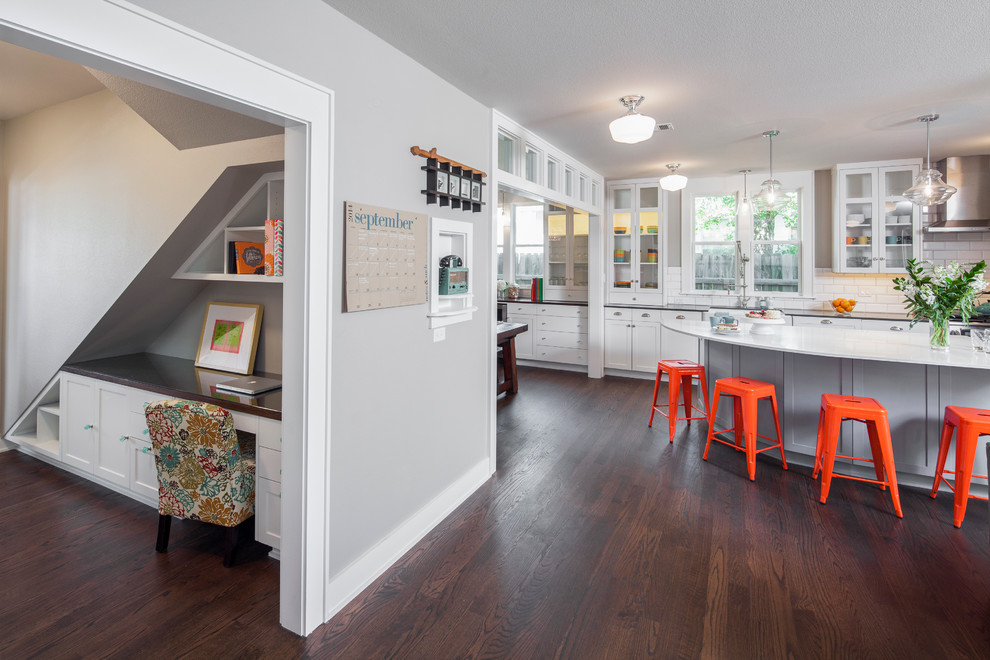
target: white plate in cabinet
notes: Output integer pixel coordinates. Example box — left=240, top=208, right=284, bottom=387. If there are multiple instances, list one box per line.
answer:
left=256, top=477, right=281, bottom=550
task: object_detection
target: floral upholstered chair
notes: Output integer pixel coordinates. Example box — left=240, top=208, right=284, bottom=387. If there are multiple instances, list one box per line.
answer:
left=145, top=399, right=256, bottom=567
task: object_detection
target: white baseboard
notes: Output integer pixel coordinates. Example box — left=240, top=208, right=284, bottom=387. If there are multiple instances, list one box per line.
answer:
left=324, top=457, right=492, bottom=621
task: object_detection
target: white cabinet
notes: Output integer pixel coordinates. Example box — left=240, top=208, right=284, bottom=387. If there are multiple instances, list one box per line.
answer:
left=61, top=375, right=98, bottom=473
left=659, top=310, right=702, bottom=363
left=544, top=207, right=589, bottom=302
left=507, top=303, right=588, bottom=366
left=608, top=181, right=663, bottom=305
left=128, top=434, right=158, bottom=501
left=833, top=160, right=921, bottom=273
left=861, top=319, right=927, bottom=334
left=255, top=417, right=282, bottom=550
left=604, top=308, right=660, bottom=372
left=792, top=315, right=863, bottom=329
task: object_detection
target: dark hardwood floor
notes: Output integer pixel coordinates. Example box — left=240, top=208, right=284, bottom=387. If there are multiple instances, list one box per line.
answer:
left=2, top=367, right=988, bottom=658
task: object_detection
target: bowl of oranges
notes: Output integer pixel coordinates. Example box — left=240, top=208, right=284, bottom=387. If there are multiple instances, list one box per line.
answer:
left=831, top=297, right=856, bottom=315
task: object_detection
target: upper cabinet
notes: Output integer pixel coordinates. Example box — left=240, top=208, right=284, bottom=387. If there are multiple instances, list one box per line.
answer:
left=832, top=160, right=921, bottom=273
left=608, top=181, right=663, bottom=305
left=175, top=171, right=284, bottom=282
left=545, top=206, right=589, bottom=302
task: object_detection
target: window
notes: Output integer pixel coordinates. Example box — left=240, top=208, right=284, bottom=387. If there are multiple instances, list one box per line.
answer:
left=564, top=166, right=575, bottom=197
left=524, top=144, right=541, bottom=184
left=496, top=203, right=510, bottom=282
left=512, top=203, right=544, bottom=289
left=497, top=130, right=519, bottom=174
left=579, top=174, right=588, bottom=202
left=547, top=157, right=560, bottom=191
left=684, top=173, right=812, bottom=296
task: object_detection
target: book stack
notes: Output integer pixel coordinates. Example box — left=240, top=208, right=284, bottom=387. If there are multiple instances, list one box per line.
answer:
left=265, top=219, right=284, bottom=276
left=530, top=277, right=544, bottom=301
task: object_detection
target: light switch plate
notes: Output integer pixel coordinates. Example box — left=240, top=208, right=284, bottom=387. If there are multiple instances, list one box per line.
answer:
left=433, top=327, right=445, bottom=342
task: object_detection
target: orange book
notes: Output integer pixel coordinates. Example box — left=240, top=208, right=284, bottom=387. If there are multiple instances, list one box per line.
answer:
left=233, top=241, right=265, bottom=274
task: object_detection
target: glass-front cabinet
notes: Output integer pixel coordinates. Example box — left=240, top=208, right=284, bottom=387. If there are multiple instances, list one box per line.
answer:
left=833, top=160, right=921, bottom=273
left=545, top=204, right=589, bottom=301
left=608, top=181, right=662, bottom=305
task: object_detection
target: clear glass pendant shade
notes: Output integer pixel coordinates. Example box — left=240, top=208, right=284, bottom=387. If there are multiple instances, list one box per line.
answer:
left=903, top=168, right=957, bottom=206
left=609, top=112, right=656, bottom=144
left=752, top=178, right=788, bottom=212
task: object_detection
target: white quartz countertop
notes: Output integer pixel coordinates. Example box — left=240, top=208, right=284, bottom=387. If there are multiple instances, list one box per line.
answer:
left=662, top=319, right=990, bottom=370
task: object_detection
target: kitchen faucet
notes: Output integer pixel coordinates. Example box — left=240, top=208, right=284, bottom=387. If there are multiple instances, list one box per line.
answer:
left=734, top=240, right=751, bottom=307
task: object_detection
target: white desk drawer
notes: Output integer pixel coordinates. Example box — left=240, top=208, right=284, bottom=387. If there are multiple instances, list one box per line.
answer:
left=257, top=417, right=282, bottom=451
left=533, top=305, right=588, bottom=318
left=257, top=446, right=281, bottom=482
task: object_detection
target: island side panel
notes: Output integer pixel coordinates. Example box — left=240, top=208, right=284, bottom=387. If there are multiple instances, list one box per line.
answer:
left=938, top=366, right=990, bottom=486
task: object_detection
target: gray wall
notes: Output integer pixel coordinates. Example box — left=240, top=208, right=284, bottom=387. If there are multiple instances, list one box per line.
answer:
left=131, top=0, right=494, bottom=576
left=814, top=169, right=832, bottom=268
left=2, top=89, right=283, bottom=430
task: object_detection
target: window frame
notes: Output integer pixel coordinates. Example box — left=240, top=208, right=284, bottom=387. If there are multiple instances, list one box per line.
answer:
left=681, top=171, right=814, bottom=298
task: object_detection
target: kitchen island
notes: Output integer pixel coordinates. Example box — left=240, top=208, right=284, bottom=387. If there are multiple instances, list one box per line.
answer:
left=662, top=318, right=990, bottom=490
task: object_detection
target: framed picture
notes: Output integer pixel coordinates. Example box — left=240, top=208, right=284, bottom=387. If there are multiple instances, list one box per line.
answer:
left=435, top=170, right=448, bottom=194
left=460, top=177, right=471, bottom=199
left=471, top=180, right=481, bottom=202
left=448, top=174, right=460, bottom=196
left=195, top=302, right=263, bottom=374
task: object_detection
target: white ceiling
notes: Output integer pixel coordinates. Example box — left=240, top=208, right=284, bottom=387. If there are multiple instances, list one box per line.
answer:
left=323, top=0, right=990, bottom=180
left=0, top=40, right=104, bottom=120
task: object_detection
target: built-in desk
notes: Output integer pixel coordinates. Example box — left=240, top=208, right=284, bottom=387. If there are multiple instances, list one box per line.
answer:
left=63, top=352, right=281, bottom=420
left=13, top=353, right=283, bottom=554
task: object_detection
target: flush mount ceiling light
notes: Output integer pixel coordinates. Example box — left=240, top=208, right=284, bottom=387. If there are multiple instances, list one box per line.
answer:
left=752, top=130, right=788, bottom=213
left=659, top=163, right=688, bottom=191
left=609, top=95, right=657, bottom=144
left=903, top=114, right=957, bottom=207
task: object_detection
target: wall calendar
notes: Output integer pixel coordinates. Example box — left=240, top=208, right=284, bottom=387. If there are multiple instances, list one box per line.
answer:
left=344, top=202, right=427, bottom=312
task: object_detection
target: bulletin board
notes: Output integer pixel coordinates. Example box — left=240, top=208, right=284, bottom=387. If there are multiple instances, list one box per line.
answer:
left=344, top=202, right=427, bottom=312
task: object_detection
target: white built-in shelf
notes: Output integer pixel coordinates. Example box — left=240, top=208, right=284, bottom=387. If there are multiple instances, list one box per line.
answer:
left=6, top=374, right=62, bottom=460
left=175, top=171, right=285, bottom=282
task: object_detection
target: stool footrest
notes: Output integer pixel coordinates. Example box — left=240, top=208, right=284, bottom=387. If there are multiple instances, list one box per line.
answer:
left=826, top=472, right=890, bottom=488
left=709, top=433, right=782, bottom=455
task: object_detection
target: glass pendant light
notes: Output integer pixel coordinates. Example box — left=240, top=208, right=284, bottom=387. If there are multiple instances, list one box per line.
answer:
left=752, top=130, right=788, bottom=213
left=903, top=114, right=957, bottom=207
left=738, top=169, right=751, bottom=214
left=659, top=163, right=687, bottom=191
left=609, top=95, right=657, bottom=144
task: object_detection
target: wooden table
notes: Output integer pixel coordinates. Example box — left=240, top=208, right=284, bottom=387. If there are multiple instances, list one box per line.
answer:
left=497, top=322, right=528, bottom=395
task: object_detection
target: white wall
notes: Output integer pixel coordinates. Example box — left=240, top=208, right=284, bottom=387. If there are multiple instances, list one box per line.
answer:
left=130, top=0, right=494, bottom=598
left=1, top=89, right=284, bottom=430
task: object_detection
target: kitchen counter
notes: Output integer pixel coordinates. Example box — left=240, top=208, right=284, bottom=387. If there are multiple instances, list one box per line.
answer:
left=660, top=318, right=990, bottom=489
left=662, top=319, right=990, bottom=369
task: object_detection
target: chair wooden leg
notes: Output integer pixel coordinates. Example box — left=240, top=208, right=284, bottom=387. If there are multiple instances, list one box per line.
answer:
left=156, top=514, right=171, bottom=553
left=223, top=524, right=239, bottom=567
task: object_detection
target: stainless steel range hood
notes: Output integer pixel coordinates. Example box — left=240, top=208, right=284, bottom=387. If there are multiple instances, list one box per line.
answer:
left=924, top=156, right=990, bottom=232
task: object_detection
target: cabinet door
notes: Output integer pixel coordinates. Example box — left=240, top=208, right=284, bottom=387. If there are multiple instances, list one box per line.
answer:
left=604, top=319, right=631, bottom=370
left=545, top=208, right=569, bottom=293
left=835, top=167, right=878, bottom=272
left=878, top=165, right=920, bottom=273
left=630, top=321, right=660, bottom=372
left=636, top=185, right=661, bottom=294
left=62, top=377, right=96, bottom=473
left=94, top=385, right=131, bottom=487
left=609, top=185, right=635, bottom=296
left=256, top=477, right=281, bottom=550
left=659, top=310, right=701, bottom=363
left=129, top=436, right=159, bottom=502
left=510, top=315, right=535, bottom=359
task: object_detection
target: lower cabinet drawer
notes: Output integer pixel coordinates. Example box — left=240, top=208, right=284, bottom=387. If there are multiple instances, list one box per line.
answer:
left=256, top=446, right=281, bottom=482
left=535, top=330, right=587, bottom=349
left=534, top=346, right=588, bottom=365
left=255, top=476, right=281, bottom=550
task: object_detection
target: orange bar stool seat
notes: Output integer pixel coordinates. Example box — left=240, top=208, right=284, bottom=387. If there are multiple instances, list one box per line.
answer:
left=648, top=360, right=710, bottom=441
left=813, top=393, right=902, bottom=518
left=930, top=406, right=990, bottom=527
left=703, top=376, right=786, bottom=480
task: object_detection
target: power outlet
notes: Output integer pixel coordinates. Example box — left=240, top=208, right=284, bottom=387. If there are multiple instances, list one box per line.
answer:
left=433, top=327, right=446, bottom=342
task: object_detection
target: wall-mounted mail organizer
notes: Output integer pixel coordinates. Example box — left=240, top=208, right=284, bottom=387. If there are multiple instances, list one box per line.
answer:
left=411, top=146, right=486, bottom=213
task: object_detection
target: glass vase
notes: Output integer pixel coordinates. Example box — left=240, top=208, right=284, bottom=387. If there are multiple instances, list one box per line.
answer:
left=929, top=318, right=950, bottom=351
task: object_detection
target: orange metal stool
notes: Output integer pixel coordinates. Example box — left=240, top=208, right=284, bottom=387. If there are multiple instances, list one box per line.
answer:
left=648, top=360, right=710, bottom=441
left=703, top=377, right=786, bottom=480
left=930, top=406, right=990, bottom=527
left=812, top=394, right=902, bottom=518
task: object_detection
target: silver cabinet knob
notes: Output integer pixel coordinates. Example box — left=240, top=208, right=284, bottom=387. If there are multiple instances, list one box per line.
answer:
left=821, top=320, right=832, bottom=325
left=890, top=326, right=903, bottom=331
left=676, top=315, right=686, bottom=320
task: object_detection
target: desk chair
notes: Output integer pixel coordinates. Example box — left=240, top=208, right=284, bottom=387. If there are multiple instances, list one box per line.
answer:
left=145, top=400, right=256, bottom=567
